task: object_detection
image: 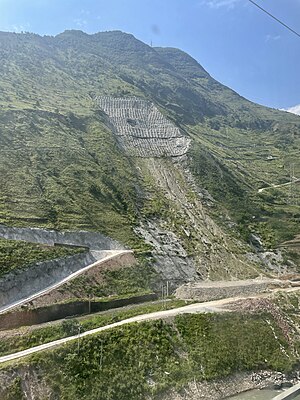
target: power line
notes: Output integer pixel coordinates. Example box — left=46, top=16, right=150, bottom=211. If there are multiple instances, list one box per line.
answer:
left=248, top=0, right=300, bottom=38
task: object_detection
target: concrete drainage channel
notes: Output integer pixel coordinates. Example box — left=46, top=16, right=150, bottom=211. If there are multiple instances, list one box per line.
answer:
left=0, top=293, right=158, bottom=330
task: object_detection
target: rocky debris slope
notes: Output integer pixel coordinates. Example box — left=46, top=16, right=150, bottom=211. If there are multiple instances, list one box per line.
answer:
left=0, top=361, right=298, bottom=400
left=161, top=371, right=299, bottom=400
left=95, top=96, right=190, bottom=157
left=227, top=297, right=297, bottom=346
left=135, top=220, right=197, bottom=283
left=93, top=96, right=260, bottom=282
left=0, top=366, right=52, bottom=400
left=138, top=157, right=259, bottom=281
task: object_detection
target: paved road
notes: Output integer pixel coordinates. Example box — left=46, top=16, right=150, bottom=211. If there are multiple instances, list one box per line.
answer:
left=272, top=382, right=300, bottom=400
left=0, top=297, right=236, bottom=365
left=0, top=250, right=132, bottom=315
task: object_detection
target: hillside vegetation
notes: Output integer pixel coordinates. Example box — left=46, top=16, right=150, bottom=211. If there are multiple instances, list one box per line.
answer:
left=0, top=29, right=299, bottom=275
left=0, top=309, right=297, bottom=400
left=0, top=29, right=300, bottom=398
left=0, top=238, right=85, bottom=277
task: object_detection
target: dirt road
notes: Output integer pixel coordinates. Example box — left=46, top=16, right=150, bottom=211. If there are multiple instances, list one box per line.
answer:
left=0, top=296, right=239, bottom=364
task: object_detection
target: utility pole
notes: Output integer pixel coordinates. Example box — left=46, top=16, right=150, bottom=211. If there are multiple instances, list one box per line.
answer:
left=77, top=325, right=81, bottom=353
left=161, top=284, right=168, bottom=310
left=88, top=294, right=92, bottom=314
left=99, top=340, right=103, bottom=370
left=289, top=163, right=295, bottom=204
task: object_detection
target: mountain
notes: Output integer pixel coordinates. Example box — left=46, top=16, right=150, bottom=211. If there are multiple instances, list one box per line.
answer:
left=1, top=29, right=300, bottom=400
left=0, top=29, right=299, bottom=282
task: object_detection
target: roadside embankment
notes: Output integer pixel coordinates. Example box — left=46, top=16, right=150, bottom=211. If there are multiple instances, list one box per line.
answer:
left=175, top=279, right=291, bottom=302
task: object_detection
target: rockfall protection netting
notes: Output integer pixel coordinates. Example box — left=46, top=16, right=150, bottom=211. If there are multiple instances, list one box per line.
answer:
left=95, top=96, right=190, bottom=157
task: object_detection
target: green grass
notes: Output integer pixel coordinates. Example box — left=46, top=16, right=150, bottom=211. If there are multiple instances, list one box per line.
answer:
left=189, top=124, right=300, bottom=248
left=1, top=29, right=300, bottom=400
left=0, top=109, right=150, bottom=250
left=0, top=30, right=299, bottom=255
left=1, top=310, right=297, bottom=400
left=62, top=258, right=157, bottom=299
left=175, top=313, right=294, bottom=379
left=0, top=299, right=188, bottom=357
left=0, top=238, right=85, bottom=277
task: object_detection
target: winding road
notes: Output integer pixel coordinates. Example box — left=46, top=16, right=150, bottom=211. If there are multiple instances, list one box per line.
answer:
left=0, top=250, right=132, bottom=315
left=0, top=297, right=234, bottom=365
left=2, top=286, right=300, bottom=365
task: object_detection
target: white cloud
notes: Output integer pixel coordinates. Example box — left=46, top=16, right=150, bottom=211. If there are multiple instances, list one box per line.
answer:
left=73, top=18, right=88, bottom=28
left=73, top=10, right=91, bottom=28
left=281, top=104, right=300, bottom=116
left=200, top=0, right=242, bottom=9
left=11, top=22, right=31, bottom=33
left=265, top=34, right=281, bottom=43
left=80, top=9, right=90, bottom=16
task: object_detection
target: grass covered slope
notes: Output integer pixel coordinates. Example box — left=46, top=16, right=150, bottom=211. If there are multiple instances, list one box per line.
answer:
left=0, top=29, right=299, bottom=257
left=155, top=46, right=300, bottom=247
left=0, top=238, right=85, bottom=278
left=188, top=122, right=300, bottom=247
left=0, top=309, right=297, bottom=400
left=155, top=46, right=300, bottom=130
left=0, top=108, right=144, bottom=248
left=1, top=29, right=299, bottom=131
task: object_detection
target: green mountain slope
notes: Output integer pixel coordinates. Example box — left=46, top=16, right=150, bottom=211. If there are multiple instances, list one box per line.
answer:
left=0, top=108, right=142, bottom=247
left=0, top=29, right=299, bottom=280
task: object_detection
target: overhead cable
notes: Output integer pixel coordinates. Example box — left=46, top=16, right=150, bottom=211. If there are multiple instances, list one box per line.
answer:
left=248, top=0, right=300, bottom=38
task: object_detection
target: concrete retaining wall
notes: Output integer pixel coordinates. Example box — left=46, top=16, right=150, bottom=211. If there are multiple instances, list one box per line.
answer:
left=0, top=293, right=158, bottom=330
left=0, top=225, right=128, bottom=312
left=0, top=251, right=97, bottom=310
left=0, top=224, right=124, bottom=250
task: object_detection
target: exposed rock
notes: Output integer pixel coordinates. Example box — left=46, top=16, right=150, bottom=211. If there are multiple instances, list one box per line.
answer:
left=137, top=157, right=259, bottom=282
left=0, top=224, right=124, bottom=250
left=1, top=366, right=299, bottom=400
left=249, top=233, right=264, bottom=252
left=159, top=371, right=300, bottom=400
left=135, top=220, right=197, bottom=284
left=0, top=366, right=54, bottom=400
left=247, top=249, right=296, bottom=275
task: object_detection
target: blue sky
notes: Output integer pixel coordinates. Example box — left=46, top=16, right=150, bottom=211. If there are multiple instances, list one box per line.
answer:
left=0, top=0, right=299, bottom=111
